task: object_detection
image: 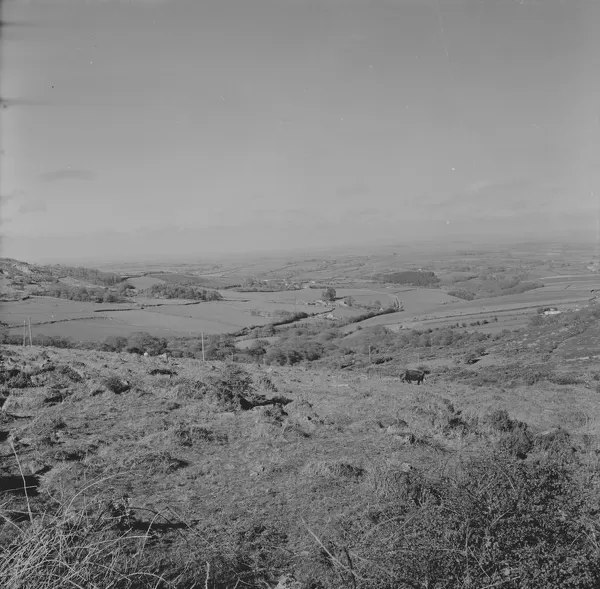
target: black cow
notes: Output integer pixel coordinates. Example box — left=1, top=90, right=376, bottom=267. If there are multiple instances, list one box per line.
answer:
left=401, top=369, right=426, bottom=385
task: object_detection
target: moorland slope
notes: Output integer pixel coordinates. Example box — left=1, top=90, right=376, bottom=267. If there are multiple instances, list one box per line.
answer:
left=2, top=302, right=600, bottom=588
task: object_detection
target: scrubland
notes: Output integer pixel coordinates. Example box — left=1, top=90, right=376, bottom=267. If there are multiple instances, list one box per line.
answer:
left=2, top=246, right=600, bottom=587
left=2, top=308, right=600, bottom=588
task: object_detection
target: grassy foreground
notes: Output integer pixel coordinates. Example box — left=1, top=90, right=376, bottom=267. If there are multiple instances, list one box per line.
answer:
left=1, top=343, right=600, bottom=588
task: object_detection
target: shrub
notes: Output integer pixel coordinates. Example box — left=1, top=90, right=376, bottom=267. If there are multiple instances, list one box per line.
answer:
left=204, top=363, right=254, bottom=411
left=297, top=341, right=325, bottom=361
left=323, top=452, right=600, bottom=589
left=534, top=428, right=572, bottom=456
left=265, top=347, right=287, bottom=366
left=321, top=287, right=336, bottom=302
left=103, top=376, right=131, bottom=394
left=125, top=332, right=167, bottom=356
left=484, top=409, right=514, bottom=432
left=529, top=314, right=545, bottom=326
left=548, top=372, right=584, bottom=385
left=101, top=335, right=128, bottom=352
left=448, top=289, right=476, bottom=300
left=286, top=349, right=303, bottom=365
left=172, top=377, right=206, bottom=400
left=497, top=425, right=533, bottom=458
left=1, top=369, right=32, bottom=389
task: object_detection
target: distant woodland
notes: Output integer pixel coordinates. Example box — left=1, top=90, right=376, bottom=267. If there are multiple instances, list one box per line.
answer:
left=143, top=283, right=223, bottom=301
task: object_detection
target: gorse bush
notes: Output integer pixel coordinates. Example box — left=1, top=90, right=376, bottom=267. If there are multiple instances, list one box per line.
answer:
left=204, top=362, right=254, bottom=410
left=103, top=375, right=130, bottom=394
left=484, top=409, right=520, bottom=432
left=316, top=452, right=600, bottom=589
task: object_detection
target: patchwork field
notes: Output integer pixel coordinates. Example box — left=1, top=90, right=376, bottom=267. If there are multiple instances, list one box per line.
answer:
left=4, top=294, right=331, bottom=342
left=5, top=273, right=596, bottom=345
left=2, top=298, right=135, bottom=326
left=20, top=318, right=168, bottom=342
left=340, top=282, right=595, bottom=334
left=2, top=243, right=598, bottom=348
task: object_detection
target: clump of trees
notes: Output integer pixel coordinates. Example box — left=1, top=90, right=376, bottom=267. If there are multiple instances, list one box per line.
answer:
left=46, top=265, right=124, bottom=286
left=379, top=271, right=440, bottom=287
left=101, top=332, right=168, bottom=356
left=271, top=311, right=309, bottom=326
left=143, top=284, right=223, bottom=301
left=500, top=280, right=544, bottom=295
left=265, top=340, right=326, bottom=365
left=448, top=288, right=476, bottom=300
left=236, top=277, right=292, bottom=292
left=37, top=285, right=126, bottom=303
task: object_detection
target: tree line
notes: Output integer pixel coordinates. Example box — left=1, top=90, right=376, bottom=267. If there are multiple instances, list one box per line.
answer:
left=36, top=284, right=127, bottom=303
left=143, top=284, right=223, bottom=301
left=378, top=271, right=440, bottom=287
left=45, top=264, right=124, bottom=286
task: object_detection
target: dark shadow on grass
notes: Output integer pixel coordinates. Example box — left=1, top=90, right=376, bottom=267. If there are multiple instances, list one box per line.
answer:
left=0, top=474, right=41, bottom=496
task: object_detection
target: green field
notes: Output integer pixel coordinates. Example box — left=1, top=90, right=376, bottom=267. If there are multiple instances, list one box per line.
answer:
left=2, top=298, right=135, bottom=326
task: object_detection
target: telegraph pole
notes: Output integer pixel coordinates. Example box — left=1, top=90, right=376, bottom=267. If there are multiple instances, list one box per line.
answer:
left=28, top=317, right=32, bottom=346
left=201, top=331, right=205, bottom=361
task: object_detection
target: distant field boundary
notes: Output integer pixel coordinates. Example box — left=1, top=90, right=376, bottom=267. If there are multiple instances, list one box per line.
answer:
left=8, top=315, right=102, bottom=327
left=394, top=299, right=591, bottom=327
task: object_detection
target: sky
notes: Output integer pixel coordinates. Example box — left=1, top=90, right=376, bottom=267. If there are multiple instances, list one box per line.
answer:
left=1, top=0, right=599, bottom=263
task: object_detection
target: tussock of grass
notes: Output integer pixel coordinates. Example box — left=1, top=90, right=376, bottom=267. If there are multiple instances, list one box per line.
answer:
left=171, top=376, right=205, bottom=400
left=169, top=422, right=227, bottom=446
left=362, top=459, right=414, bottom=499
left=118, top=448, right=189, bottom=476
left=301, top=459, right=364, bottom=480
left=0, top=446, right=179, bottom=589
left=103, top=375, right=131, bottom=394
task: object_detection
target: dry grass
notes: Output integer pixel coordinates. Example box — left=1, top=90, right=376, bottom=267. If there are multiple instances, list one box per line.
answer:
left=2, top=341, right=600, bottom=586
left=0, top=451, right=178, bottom=589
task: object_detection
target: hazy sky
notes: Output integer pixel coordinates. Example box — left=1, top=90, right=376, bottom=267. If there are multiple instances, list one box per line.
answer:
left=1, top=0, right=599, bottom=262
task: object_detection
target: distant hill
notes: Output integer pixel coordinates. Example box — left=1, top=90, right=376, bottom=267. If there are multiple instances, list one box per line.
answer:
left=0, top=258, right=123, bottom=286
left=0, top=258, right=126, bottom=302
